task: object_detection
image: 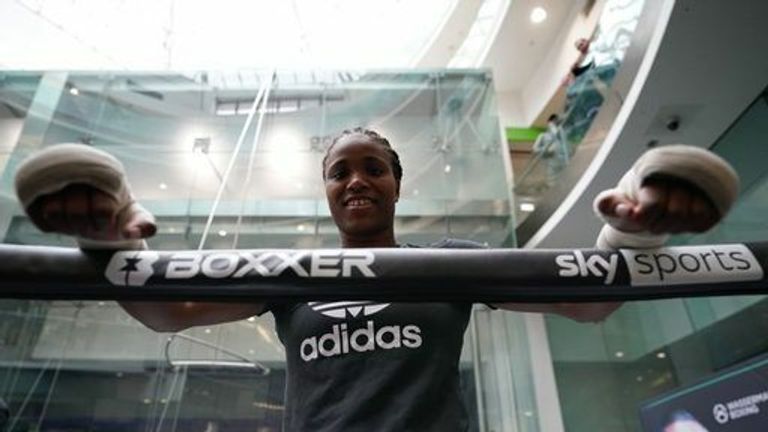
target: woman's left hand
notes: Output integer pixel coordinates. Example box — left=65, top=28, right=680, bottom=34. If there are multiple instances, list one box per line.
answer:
left=596, top=175, right=721, bottom=235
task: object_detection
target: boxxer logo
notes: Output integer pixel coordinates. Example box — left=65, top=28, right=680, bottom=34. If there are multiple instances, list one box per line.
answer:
left=555, top=251, right=618, bottom=284
left=164, top=250, right=376, bottom=279
left=105, top=251, right=160, bottom=286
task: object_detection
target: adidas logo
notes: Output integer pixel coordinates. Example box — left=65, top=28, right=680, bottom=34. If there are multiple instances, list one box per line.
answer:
left=301, top=302, right=423, bottom=362
left=105, top=251, right=159, bottom=286
left=300, top=320, right=422, bottom=362
left=308, top=301, right=390, bottom=319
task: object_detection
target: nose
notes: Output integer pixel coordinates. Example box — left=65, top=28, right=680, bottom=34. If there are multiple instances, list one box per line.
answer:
left=346, top=171, right=370, bottom=192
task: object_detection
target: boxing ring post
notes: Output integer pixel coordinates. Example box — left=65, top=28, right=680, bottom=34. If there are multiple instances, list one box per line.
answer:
left=0, top=242, right=766, bottom=302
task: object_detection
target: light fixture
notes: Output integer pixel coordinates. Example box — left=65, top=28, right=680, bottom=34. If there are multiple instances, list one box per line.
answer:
left=656, top=352, right=667, bottom=359
left=247, top=317, right=256, bottom=322
left=204, top=328, right=212, bottom=334
left=159, top=182, right=168, bottom=190
left=69, top=86, right=80, bottom=96
left=218, top=230, right=227, bottom=237
left=297, top=224, right=306, bottom=232
left=530, top=7, right=547, bottom=24
left=615, top=351, right=625, bottom=358
left=520, top=202, right=536, bottom=212
left=444, top=164, right=452, bottom=174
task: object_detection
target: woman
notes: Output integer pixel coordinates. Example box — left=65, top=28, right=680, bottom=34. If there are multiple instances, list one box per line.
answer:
left=15, top=128, right=737, bottom=430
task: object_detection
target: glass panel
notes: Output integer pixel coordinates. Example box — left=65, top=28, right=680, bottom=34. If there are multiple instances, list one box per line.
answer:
left=545, top=88, right=768, bottom=431
left=0, top=69, right=521, bottom=431
left=513, top=0, right=646, bottom=226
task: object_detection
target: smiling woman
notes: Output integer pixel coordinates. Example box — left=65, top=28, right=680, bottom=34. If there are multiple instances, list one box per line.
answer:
left=322, top=128, right=402, bottom=248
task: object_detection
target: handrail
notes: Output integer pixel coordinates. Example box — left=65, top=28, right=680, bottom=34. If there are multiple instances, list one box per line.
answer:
left=164, top=333, right=270, bottom=375
left=0, top=243, right=766, bottom=302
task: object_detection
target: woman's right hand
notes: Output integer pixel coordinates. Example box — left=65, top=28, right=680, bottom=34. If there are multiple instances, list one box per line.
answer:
left=26, top=183, right=156, bottom=241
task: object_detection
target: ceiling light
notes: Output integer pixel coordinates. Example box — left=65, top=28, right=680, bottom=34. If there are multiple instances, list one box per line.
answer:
left=615, top=351, right=625, bottom=358
left=297, top=224, right=306, bottom=232
left=656, top=352, right=667, bottom=359
left=444, top=164, right=452, bottom=174
left=69, top=87, right=80, bottom=96
left=520, top=203, right=535, bottom=212
left=218, top=230, right=227, bottom=237
left=159, top=182, right=167, bottom=190
left=204, top=328, right=212, bottom=334
left=530, top=7, right=547, bottom=24
left=247, top=317, right=256, bottom=322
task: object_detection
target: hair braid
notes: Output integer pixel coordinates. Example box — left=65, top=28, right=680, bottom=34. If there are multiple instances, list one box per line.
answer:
left=322, top=127, right=403, bottom=183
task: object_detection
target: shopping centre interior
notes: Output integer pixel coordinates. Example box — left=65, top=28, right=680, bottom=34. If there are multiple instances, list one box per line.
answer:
left=1, top=0, right=767, bottom=430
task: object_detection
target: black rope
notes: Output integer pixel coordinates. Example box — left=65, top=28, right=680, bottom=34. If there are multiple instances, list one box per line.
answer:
left=0, top=243, right=766, bottom=302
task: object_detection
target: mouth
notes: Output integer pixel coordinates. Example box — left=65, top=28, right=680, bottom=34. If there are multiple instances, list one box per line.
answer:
left=343, top=196, right=376, bottom=209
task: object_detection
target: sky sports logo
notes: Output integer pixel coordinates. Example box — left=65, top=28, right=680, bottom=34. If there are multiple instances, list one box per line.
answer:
left=556, top=244, right=763, bottom=286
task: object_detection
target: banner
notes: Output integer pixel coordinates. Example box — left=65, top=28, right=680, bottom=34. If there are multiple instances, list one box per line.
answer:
left=640, top=355, right=768, bottom=431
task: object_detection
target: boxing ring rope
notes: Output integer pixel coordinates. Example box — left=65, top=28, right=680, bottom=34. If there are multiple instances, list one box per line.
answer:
left=1, top=242, right=766, bottom=302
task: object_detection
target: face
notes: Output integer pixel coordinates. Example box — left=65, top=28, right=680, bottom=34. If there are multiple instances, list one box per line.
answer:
left=324, top=134, right=400, bottom=240
left=575, top=38, right=589, bottom=52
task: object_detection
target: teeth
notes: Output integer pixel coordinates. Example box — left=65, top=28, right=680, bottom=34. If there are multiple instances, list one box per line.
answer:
left=347, top=198, right=372, bottom=207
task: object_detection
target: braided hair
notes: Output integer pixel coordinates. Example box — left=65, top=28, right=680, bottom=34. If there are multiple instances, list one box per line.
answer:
left=322, top=127, right=403, bottom=183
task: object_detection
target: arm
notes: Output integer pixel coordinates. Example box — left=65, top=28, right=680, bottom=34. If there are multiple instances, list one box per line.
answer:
left=15, top=144, right=266, bottom=332
left=496, top=145, right=739, bottom=322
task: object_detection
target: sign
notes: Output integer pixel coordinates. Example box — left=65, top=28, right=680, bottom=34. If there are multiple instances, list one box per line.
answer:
left=640, top=355, right=768, bottom=431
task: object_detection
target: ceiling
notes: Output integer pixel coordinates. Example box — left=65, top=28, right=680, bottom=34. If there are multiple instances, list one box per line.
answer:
left=0, top=0, right=580, bottom=95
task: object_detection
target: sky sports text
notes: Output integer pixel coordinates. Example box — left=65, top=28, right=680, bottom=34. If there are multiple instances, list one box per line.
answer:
left=557, top=244, right=763, bottom=286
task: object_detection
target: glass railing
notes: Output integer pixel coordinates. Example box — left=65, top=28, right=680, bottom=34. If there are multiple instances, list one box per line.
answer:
left=513, top=0, right=645, bottom=226
left=544, top=88, right=768, bottom=431
left=0, top=69, right=541, bottom=431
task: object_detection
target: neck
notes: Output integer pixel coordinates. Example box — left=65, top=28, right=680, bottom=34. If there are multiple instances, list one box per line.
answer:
left=340, top=231, right=398, bottom=248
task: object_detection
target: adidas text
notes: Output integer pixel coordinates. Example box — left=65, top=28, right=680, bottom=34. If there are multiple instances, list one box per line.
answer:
left=300, top=320, right=422, bottom=362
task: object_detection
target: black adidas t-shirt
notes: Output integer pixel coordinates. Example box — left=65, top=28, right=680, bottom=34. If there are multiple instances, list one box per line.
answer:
left=265, top=239, right=485, bottom=431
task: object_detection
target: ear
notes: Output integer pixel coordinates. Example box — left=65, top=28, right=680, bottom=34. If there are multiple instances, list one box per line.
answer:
left=395, top=182, right=401, bottom=203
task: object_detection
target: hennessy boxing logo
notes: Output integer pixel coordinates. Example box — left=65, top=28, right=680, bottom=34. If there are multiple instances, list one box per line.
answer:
left=105, top=251, right=159, bottom=286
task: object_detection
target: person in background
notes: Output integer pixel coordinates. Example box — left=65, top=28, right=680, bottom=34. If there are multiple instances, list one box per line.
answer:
left=532, top=113, right=571, bottom=185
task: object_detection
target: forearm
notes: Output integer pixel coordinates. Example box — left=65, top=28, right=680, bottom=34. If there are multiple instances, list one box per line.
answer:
left=120, top=301, right=265, bottom=333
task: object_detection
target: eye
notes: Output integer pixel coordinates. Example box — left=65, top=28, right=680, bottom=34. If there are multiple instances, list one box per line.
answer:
left=366, top=163, right=386, bottom=176
left=327, top=167, right=347, bottom=180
